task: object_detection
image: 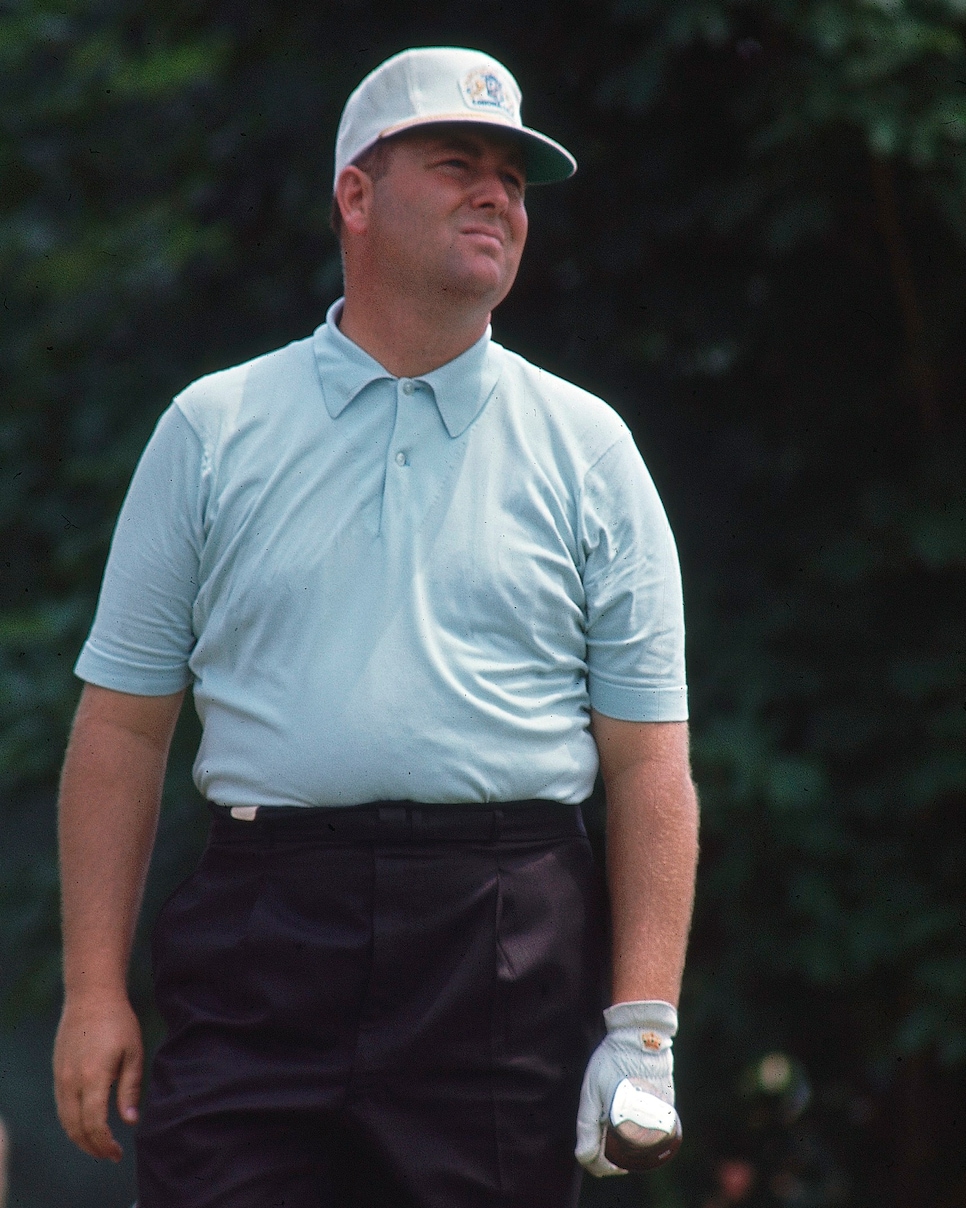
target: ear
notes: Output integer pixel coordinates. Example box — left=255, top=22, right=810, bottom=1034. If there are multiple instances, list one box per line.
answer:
left=335, top=165, right=374, bottom=237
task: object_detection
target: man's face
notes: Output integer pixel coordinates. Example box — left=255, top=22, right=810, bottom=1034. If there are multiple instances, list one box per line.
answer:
left=362, top=125, right=528, bottom=310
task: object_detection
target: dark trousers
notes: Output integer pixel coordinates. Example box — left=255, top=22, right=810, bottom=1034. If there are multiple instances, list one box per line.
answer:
left=136, top=800, right=608, bottom=1207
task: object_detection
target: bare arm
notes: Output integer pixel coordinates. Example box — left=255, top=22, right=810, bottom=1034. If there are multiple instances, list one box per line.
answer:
left=53, top=683, right=184, bottom=1162
left=591, top=712, right=699, bottom=1006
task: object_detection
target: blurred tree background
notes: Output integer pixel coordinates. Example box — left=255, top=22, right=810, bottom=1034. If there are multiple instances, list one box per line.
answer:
left=1, top=0, right=964, bottom=1204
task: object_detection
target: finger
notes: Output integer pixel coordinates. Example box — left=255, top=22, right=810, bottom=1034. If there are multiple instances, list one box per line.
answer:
left=576, top=1123, right=627, bottom=1177
left=575, top=1104, right=607, bottom=1171
left=79, top=1078, right=123, bottom=1162
left=587, top=1151, right=629, bottom=1178
left=53, top=1067, right=84, bottom=1149
left=54, top=1053, right=99, bottom=1156
left=116, top=1038, right=143, bottom=1125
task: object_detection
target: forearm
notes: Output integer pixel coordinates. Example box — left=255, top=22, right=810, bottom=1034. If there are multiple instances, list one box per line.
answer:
left=594, top=717, right=699, bottom=1006
left=58, top=684, right=183, bottom=999
left=606, top=763, right=697, bottom=1004
left=577, top=717, right=697, bottom=1175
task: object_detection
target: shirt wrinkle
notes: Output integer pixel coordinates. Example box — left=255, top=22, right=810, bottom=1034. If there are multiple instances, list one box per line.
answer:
left=76, top=307, right=688, bottom=809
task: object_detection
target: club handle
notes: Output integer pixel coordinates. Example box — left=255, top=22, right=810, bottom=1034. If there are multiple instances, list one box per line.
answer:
left=603, top=1078, right=683, bottom=1172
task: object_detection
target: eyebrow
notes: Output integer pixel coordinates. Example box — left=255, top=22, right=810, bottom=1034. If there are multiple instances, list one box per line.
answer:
left=429, top=134, right=526, bottom=174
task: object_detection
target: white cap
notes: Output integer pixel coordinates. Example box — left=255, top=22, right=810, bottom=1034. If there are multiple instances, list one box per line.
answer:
left=334, top=46, right=577, bottom=189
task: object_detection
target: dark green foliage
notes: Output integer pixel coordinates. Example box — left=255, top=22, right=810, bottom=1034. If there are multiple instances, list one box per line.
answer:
left=1, top=1, right=964, bottom=1204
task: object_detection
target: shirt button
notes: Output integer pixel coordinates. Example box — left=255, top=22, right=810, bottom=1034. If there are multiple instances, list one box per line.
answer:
left=395, top=451, right=407, bottom=466
left=401, top=380, right=415, bottom=395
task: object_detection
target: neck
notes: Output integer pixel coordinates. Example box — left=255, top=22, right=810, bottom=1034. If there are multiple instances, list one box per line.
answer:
left=338, top=275, right=491, bottom=379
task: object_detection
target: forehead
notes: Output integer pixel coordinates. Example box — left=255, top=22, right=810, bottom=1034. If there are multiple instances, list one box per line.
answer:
left=386, top=123, right=527, bottom=172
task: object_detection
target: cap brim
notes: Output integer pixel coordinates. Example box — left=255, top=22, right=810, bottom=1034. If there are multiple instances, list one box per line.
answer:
left=370, top=112, right=577, bottom=184
left=518, top=127, right=578, bottom=184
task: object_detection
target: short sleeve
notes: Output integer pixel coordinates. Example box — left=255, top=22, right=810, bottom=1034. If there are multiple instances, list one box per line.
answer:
left=580, top=432, right=688, bottom=722
left=74, top=404, right=206, bottom=695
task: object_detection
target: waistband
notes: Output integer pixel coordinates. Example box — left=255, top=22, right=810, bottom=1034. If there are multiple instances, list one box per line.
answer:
left=206, top=799, right=587, bottom=845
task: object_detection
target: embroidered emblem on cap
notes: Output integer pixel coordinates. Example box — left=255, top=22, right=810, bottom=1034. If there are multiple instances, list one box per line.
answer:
left=641, top=1030, right=664, bottom=1051
left=460, top=66, right=517, bottom=119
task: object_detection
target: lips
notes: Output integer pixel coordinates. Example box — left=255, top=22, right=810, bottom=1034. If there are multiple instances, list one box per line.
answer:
left=460, top=226, right=505, bottom=245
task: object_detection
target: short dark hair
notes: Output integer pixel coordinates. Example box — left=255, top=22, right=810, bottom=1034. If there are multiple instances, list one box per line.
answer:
left=329, top=139, right=395, bottom=240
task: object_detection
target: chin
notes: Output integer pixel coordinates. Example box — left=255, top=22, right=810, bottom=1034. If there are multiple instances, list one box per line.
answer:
left=445, top=264, right=514, bottom=304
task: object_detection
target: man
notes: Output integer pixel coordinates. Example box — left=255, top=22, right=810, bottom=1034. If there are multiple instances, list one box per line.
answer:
left=53, top=46, right=698, bottom=1207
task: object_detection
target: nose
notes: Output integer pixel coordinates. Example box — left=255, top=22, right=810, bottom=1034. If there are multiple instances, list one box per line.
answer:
left=470, top=168, right=512, bottom=214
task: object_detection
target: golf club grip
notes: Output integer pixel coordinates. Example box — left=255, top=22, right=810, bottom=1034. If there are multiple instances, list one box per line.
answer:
left=604, top=1079, right=683, bottom=1172
left=603, top=1118, right=682, bottom=1171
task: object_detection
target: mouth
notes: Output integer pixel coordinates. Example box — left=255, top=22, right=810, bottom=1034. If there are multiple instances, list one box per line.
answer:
left=460, top=226, right=505, bottom=247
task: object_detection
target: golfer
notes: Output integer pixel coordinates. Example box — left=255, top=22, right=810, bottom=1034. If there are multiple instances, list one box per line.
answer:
left=53, top=46, right=698, bottom=1207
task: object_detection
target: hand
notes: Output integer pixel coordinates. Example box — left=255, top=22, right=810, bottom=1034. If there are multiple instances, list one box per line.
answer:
left=575, top=999, right=677, bottom=1177
left=53, top=993, right=144, bottom=1162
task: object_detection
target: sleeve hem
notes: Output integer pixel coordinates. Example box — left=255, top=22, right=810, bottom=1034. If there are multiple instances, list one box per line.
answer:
left=588, top=678, right=688, bottom=722
left=74, top=644, right=192, bottom=697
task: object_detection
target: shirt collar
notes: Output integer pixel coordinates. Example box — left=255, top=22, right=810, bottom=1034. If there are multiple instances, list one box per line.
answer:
left=312, top=298, right=502, bottom=438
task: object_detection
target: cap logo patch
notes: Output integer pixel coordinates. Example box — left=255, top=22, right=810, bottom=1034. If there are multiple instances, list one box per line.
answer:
left=460, top=67, right=516, bottom=119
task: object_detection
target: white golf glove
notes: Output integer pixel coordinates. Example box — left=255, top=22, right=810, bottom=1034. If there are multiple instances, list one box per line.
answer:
left=575, top=999, right=677, bottom=1177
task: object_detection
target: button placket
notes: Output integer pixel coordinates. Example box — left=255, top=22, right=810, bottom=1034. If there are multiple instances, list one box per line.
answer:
left=380, top=379, right=422, bottom=535
left=392, top=380, right=417, bottom=470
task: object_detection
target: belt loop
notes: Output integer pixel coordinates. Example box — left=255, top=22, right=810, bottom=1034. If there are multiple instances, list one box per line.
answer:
left=492, top=809, right=503, bottom=842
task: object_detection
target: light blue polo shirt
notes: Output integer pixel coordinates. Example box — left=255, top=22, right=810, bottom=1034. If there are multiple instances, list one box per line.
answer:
left=75, top=300, right=687, bottom=808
